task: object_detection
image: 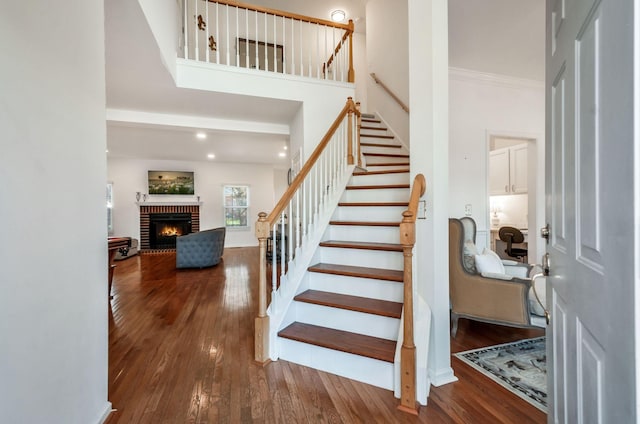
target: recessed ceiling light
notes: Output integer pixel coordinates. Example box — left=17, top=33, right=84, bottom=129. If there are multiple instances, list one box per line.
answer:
left=207, top=153, right=215, bottom=159
left=279, top=152, right=286, bottom=158
left=196, top=132, right=207, bottom=140
left=105, top=149, right=109, bottom=153
left=284, top=145, right=288, bottom=150
left=331, top=9, right=346, bottom=22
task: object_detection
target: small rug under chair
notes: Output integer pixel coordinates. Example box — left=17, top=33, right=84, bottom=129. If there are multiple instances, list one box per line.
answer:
left=454, top=337, right=547, bottom=412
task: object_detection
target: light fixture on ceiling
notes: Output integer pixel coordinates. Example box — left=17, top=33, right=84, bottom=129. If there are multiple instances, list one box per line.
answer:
left=207, top=153, right=215, bottom=159
left=279, top=152, right=286, bottom=158
left=196, top=132, right=207, bottom=140
left=330, top=9, right=346, bottom=22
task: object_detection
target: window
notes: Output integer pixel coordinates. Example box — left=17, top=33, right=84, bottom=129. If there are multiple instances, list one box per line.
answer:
left=107, top=182, right=114, bottom=235
left=223, top=185, right=249, bottom=228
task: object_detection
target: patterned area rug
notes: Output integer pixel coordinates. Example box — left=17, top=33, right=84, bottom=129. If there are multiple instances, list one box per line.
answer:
left=454, top=337, right=547, bottom=412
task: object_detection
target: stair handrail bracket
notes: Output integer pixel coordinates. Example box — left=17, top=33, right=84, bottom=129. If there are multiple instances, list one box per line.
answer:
left=397, top=173, right=426, bottom=414
left=183, top=0, right=355, bottom=83
left=254, top=97, right=361, bottom=363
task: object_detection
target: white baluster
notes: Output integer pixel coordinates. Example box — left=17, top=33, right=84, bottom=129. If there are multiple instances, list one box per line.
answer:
left=244, top=8, right=249, bottom=68
left=290, top=19, right=295, bottom=75
left=273, top=13, right=277, bottom=72
left=279, top=213, right=285, bottom=278
left=215, top=3, right=219, bottom=63
left=225, top=5, right=230, bottom=65
left=254, top=11, right=259, bottom=70
left=263, top=12, right=268, bottom=72
left=194, top=0, right=199, bottom=61
left=204, top=1, right=209, bottom=62
left=282, top=16, right=286, bottom=74
left=235, top=7, right=239, bottom=67
left=299, top=20, right=303, bottom=77
left=183, top=0, right=189, bottom=59
left=271, top=222, right=276, bottom=306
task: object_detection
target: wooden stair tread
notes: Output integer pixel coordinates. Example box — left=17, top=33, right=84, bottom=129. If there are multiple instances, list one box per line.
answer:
left=363, top=153, right=410, bottom=158
left=360, top=125, right=388, bottom=131
left=308, top=263, right=404, bottom=282
left=353, top=169, right=409, bottom=176
left=360, top=142, right=402, bottom=148
left=329, top=220, right=400, bottom=227
left=366, top=162, right=411, bottom=167
left=319, top=240, right=403, bottom=252
left=278, top=322, right=396, bottom=363
left=346, top=184, right=410, bottom=190
left=361, top=118, right=381, bottom=123
left=295, top=289, right=402, bottom=318
left=361, top=134, right=395, bottom=139
left=338, top=201, right=409, bottom=207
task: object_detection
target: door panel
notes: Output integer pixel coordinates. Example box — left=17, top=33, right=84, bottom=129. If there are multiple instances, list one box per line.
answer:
left=546, top=0, right=635, bottom=422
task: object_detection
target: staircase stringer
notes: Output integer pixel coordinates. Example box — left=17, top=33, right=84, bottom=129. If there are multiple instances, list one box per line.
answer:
left=267, top=164, right=356, bottom=360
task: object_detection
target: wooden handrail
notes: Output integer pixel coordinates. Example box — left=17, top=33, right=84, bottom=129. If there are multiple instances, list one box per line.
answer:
left=209, top=0, right=352, bottom=30
left=397, top=174, right=426, bottom=415
left=370, top=73, right=410, bottom=113
left=264, top=98, right=359, bottom=227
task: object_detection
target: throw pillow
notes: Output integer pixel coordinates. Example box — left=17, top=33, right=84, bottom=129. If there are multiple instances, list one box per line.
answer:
left=529, top=277, right=547, bottom=316
left=462, top=239, right=478, bottom=273
left=474, top=248, right=506, bottom=275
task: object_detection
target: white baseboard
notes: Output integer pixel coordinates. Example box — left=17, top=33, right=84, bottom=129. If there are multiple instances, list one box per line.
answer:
left=429, top=367, right=458, bottom=387
left=96, top=402, right=114, bottom=424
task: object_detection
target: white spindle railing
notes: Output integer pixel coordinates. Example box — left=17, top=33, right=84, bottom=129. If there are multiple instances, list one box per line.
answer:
left=255, top=98, right=360, bottom=362
left=183, top=0, right=354, bottom=82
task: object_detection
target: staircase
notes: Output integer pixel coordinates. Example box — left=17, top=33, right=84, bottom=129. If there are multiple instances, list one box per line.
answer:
left=277, top=114, right=411, bottom=390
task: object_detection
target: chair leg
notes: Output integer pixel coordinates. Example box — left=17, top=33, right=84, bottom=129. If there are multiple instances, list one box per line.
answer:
left=450, top=312, right=459, bottom=338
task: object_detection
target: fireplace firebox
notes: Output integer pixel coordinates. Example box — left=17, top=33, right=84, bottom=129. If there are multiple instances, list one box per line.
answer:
left=149, top=213, right=192, bottom=249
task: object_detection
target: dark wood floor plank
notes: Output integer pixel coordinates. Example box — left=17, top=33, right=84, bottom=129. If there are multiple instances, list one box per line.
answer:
left=105, top=247, right=546, bottom=424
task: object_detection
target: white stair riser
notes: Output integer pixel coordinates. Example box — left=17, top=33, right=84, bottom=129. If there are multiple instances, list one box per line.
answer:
left=364, top=164, right=410, bottom=172
left=319, top=246, right=403, bottom=270
left=277, top=338, right=394, bottom=390
left=293, top=302, right=400, bottom=340
left=342, top=188, right=410, bottom=203
left=363, top=155, right=409, bottom=165
left=361, top=145, right=405, bottom=156
left=350, top=173, right=409, bottom=186
left=307, top=272, right=403, bottom=302
left=328, top=225, right=400, bottom=244
left=333, top=205, right=407, bottom=221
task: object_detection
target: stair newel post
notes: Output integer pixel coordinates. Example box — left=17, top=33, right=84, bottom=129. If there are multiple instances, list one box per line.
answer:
left=398, top=209, right=418, bottom=414
left=347, top=20, right=355, bottom=83
left=255, top=212, right=271, bottom=364
left=355, top=101, right=362, bottom=168
left=347, top=97, right=354, bottom=165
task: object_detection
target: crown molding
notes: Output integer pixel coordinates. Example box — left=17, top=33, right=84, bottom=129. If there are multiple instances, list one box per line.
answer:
left=449, top=67, right=544, bottom=90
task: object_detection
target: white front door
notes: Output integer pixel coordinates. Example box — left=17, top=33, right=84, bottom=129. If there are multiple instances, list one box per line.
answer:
left=546, top=0, right=636, bottom=422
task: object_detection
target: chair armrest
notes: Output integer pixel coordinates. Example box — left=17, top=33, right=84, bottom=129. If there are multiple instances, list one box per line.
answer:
left=504, top=263, right=530, bottom=279
left=450, top=272, right=532, bottom=326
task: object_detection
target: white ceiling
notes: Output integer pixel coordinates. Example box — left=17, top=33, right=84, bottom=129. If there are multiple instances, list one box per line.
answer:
left=105, top=0, right=544, bottom=166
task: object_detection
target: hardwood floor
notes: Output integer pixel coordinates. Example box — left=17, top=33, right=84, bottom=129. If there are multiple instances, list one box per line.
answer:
left=106, top=247, right=546, bottom=423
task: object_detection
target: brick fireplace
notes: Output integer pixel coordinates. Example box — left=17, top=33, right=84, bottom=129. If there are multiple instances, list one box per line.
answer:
left=139, top=205, right=200, bottom=250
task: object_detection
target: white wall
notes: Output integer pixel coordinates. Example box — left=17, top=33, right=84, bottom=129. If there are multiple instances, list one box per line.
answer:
left=449, top=68, right=545, bottom=262
left=365, top=0, right=409, bottom=144
left=138, top=0, right=180, bottom=80
left=0, top=1, right=111, bottom=423
left=352, top=32, right=368, bottom=108
left=108, top=158, right=285, bottom=247
left=176, top=60, right=354, bottom=162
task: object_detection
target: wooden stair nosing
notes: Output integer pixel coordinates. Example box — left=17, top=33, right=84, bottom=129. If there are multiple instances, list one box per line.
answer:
left=338, top=201, right=410, bottom=207
left=364, top=162, right=411, bottom=167
left=307, top=262, right=404, bottom=282
left=352, top=169, right=410, bottom=176
left=360, top=134, right=395, bottom=139
left=329, top=220, right=400, bottom=227
left=278, top=322, right=396, bottom=363
left=360, top=125, right=388, bottom=131
left=346, top=184, right=410, bottom=190
left=295, top=289, right=402, bottom=319
left=361, top=118, right=381, bottom=124
left=360, top=142, right=403, bottom=149
left=319, top=240, right=403, bottom=252
left=363, top=153, right=410, bottom=158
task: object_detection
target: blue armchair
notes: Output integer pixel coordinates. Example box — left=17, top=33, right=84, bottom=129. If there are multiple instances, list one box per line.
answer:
left=176, top=227, right=226, bottom=269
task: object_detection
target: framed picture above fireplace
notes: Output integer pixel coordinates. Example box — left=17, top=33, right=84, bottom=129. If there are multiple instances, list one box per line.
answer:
left=148, top=171, right=195, bottom=195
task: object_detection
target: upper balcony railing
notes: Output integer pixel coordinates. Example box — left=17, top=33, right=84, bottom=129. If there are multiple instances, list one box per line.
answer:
left=183, top=0, right=355, bottom=83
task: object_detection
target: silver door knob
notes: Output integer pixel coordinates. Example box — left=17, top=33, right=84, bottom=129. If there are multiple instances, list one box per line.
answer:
left=540, top=224, right=550, bottom=243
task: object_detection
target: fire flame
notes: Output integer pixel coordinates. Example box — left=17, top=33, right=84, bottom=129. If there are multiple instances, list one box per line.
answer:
left=159, top=226, right=182, bottom=237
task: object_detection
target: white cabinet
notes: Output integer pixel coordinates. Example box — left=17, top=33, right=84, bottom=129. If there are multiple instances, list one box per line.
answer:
left=489, top=144, right=528, bottom=195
